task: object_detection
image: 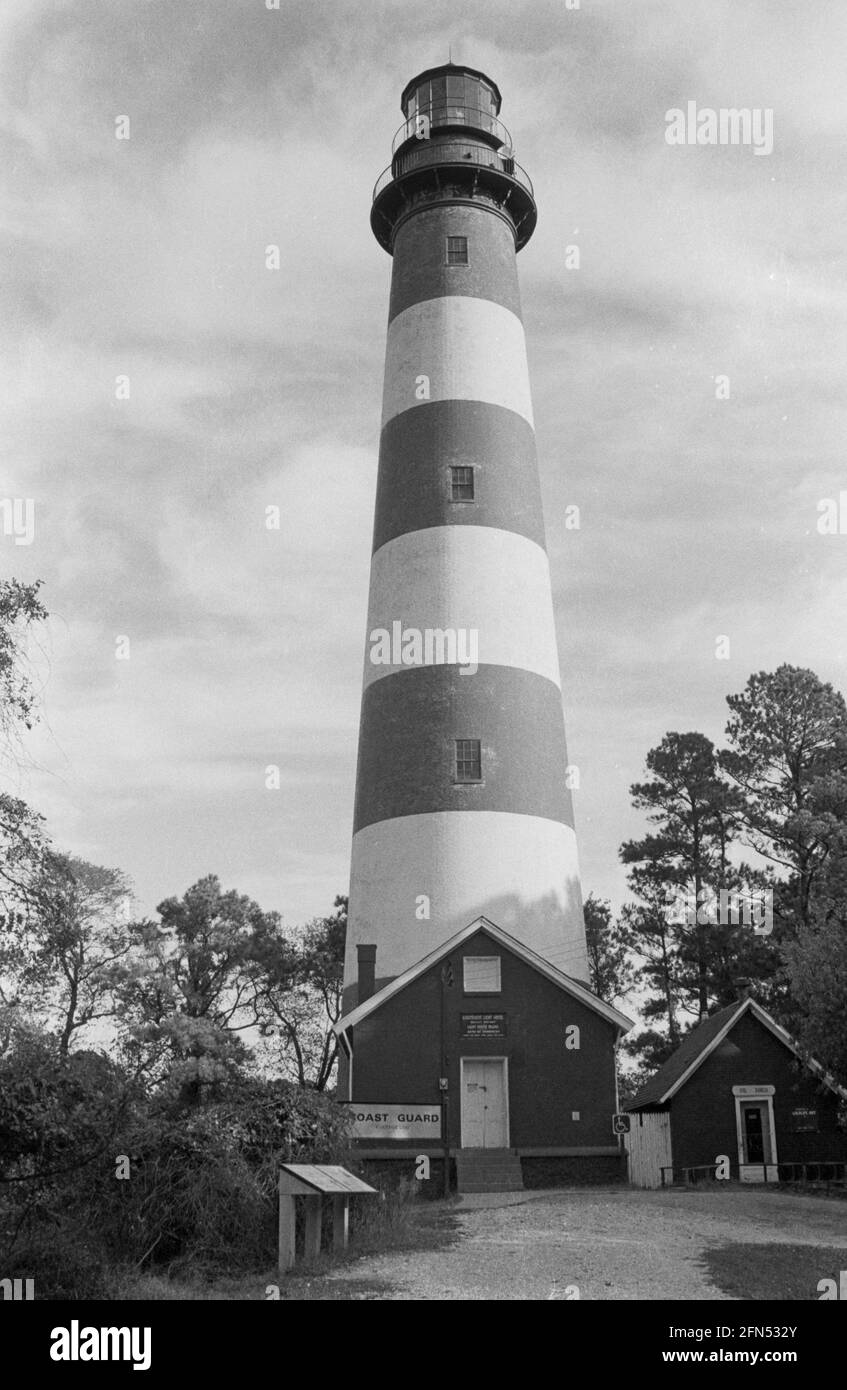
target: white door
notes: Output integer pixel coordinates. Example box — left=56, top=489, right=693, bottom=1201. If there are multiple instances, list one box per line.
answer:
left=462, top=1059, right=508, bottom=1148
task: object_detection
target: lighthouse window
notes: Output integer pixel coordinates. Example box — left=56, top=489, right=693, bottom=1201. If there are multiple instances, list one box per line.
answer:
left=463, top=956, right=501, bottom=994
left=464, top=77, right=483, bottom=114
left=455, top=738, right=481, bottom=782
left=446, top=236, right=468, bottom=266
left=451, top=466, right=474, bottom=501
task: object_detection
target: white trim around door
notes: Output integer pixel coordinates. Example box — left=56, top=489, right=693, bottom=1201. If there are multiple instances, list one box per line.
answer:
left=732, top=1084, right=778, bottom=1181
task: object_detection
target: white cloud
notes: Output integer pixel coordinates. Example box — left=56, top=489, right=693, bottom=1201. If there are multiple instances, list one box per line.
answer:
left=3, top=0, right=846, bottom=930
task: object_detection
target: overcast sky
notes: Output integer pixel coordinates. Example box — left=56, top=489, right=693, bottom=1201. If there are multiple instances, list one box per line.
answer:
left=2, top=0, right=846, bottom=929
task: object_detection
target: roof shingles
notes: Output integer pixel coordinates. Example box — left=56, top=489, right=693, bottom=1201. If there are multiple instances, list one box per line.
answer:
left=625, top=1001, right=745, bottom=1110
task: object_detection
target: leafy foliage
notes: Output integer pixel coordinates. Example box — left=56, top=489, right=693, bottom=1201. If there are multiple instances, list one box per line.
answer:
left=0, top=579, right=47, bottom=742
left=721, top=665, right=847, bottom=932
left=0, top=580, right=49, bottom=915
left=621, top=669, right=847, bottom=1085
left=583, top=893, right=633, bottom=1004
left=0, top=1025, right=352, bottom=1295
left=252, top=895, right=346, bottom=1088
left=6, top=853, right=134, bottom=1057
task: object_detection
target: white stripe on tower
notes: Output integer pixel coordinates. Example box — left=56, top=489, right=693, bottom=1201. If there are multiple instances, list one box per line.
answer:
left=362, top=525, right=561, bottom=690
left=345, top=812, right=586, bottom=985
left=381, top=296, right=534, bottom=429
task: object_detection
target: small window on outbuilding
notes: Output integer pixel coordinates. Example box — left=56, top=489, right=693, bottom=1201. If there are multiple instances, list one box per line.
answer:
left=450, top=466, right=474, bottom=501
left=446, top=235, right=468, bottom=265
left=455, top=738, right=481, bottom=782
left=463, top=956, right=501, bottom=993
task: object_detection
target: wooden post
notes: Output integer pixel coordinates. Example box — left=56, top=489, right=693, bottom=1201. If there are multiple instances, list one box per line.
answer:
left=332, top=1193, right=349, bottom=1252
left=278, top=1183, right=296, bottom=1273
left=303, top=1195, right=322, bottom=1261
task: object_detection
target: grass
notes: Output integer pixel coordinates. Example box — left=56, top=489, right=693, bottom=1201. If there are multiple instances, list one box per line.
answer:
left=701, top=1243, right=847, bottom=1300
left=111, top=1192, right=460, bottom=1301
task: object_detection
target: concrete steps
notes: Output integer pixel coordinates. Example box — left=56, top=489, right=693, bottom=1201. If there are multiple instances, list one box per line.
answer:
left=456, top=1148, right=524, bottom=1193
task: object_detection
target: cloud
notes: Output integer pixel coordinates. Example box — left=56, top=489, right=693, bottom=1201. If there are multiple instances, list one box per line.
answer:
left=2, top=0, right=845, bottom=931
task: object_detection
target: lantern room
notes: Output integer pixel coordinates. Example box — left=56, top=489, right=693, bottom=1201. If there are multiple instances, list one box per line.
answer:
left=398, top=65, right=504, bottom=150
left=371, top=62, right=537, bottom=253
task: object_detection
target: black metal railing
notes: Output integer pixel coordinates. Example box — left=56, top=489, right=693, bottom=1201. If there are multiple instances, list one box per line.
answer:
left=660, top=1160, right=847, bottom=1188
left=392, top=104, right=512, bottom=154
left=373, top=144, right=534, bottom=203
left=775, top=1161, right=847, bottom=1187
left=661, top=1164, right=725, bottom=1186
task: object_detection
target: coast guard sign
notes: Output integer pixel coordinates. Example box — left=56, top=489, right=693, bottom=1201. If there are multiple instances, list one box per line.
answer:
left=346, top=1104, right=442, bottom=1140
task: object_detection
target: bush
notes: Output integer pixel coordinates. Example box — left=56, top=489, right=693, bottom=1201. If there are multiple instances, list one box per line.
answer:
left=0, top=1042, right=356, bottom=1296
left=5, top=1225, right=111, bottom=1301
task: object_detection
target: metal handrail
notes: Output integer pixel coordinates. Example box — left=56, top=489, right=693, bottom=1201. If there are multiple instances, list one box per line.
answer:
left=373, top=146, right=534, bottom=204
left=660, top=1161, right=847, bottom=1187
left=392, top=104, right=513, bottom=154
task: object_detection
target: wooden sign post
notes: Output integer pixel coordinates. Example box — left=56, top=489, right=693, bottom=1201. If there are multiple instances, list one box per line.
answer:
left=277, top=1164, right=377, bottom=1273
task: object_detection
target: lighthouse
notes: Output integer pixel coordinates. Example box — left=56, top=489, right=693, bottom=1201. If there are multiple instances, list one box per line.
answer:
left=337, top=65, right=630, bottom=1186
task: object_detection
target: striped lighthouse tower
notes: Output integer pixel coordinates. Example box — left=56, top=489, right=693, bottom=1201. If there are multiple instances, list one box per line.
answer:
left=344, top=64, right=589, bottom=1009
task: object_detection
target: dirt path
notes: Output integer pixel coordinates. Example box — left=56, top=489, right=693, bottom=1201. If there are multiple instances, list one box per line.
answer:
left=323, top=1187, right=847, bottom=1301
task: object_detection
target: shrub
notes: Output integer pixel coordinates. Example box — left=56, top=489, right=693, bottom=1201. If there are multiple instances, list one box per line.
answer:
left=0, top=1036, right=355, bottom=1296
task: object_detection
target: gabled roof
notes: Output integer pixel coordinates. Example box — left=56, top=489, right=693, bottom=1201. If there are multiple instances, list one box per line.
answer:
left=336, top=916, right=633, bottom=1036
left=626, top=997, right=847, bottom=1109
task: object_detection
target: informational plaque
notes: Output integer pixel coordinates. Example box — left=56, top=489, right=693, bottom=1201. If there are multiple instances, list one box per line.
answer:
left=460, top=1012, right=507, bottom=1038
left=345, top=1104, right=441, bottom=1140
left=791, top=1106, right=817, bottom=1132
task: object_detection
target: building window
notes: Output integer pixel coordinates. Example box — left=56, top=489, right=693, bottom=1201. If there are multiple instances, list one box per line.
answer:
left=455, top=738, right=481, bottom=782
left=446, top=235, right=468, bottom=265
left=450, top=466, right=474, bottom=501
left=463, top=956, right=501, bottom=993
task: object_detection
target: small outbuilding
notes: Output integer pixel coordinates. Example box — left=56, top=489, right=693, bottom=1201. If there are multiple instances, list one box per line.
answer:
left=625, top=997, right=847, bottom=1188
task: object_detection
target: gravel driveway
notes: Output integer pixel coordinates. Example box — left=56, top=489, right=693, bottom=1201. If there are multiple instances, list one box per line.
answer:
left=324, top=1187, right=847, bottom=1300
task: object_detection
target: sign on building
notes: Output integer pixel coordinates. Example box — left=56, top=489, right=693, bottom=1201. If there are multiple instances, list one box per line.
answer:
left=791, top=1107, right=817, bottom=1132
left=460, top=1012, right=507, bottom=1038
left=345, top=1104, right=442, bottom=1140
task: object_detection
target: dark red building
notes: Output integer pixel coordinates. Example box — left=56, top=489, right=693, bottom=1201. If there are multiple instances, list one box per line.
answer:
left=625, top=998, right=847, bottom=1187
left=336, top=918, right=632, bottom=1191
